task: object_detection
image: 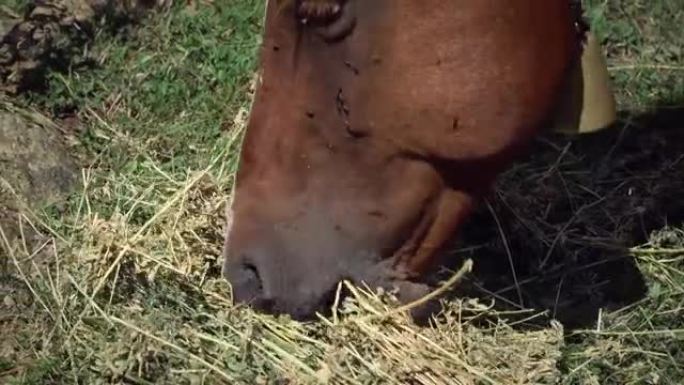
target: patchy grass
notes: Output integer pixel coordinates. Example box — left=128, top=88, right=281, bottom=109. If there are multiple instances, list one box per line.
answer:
left=586, top=0, right=684, bottom=109
left=27, top=0, right=263, bottom=172
left=558, top=231, right=684, bottom=383
left=1, top=0, right=683, bottom=384
left=1, top=0, right=28, bottom=14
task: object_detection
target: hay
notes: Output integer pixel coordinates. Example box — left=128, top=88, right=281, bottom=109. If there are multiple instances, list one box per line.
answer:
left=2, top=65, right=683, bottom=385
left=1, top=136, right=568, bottom=383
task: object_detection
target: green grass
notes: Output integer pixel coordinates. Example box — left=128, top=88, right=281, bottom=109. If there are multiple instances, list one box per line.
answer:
left=586, top=0, right=684, bottom=109
left=30, top=0, right=262, bottom=172
left=1, top=0, right=28, bottom=14
left=559, top=230, right=684, bottom=383
left=3, top=2, right=265, bottom=383
left=2, top=0, right=683, bottom=384
left=20, top=0, right=264, bottom=230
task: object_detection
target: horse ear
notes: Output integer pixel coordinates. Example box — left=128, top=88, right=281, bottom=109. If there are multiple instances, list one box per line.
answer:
left=548, top=32, right=617, bottom=135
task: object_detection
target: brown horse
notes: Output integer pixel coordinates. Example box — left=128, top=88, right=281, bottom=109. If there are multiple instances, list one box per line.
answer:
left=223, top=0, right=581, bottom=320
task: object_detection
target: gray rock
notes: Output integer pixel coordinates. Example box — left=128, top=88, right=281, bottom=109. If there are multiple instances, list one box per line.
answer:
left=0, top=102, right=76, bottom=211
left=0, top=100, right=75, bottom=283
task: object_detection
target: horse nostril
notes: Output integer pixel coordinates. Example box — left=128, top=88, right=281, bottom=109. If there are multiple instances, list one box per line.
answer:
left=242, top=263, right=263, bottom=292
left=225, top=259, right=265, bottom=304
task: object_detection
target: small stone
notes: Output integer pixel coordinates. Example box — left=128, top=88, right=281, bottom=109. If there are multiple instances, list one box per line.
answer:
left=0, top=44, right=14, bottom=64
left=32, top=27, right=46, bottom=41
left=3, top=294, right=16, bottom=308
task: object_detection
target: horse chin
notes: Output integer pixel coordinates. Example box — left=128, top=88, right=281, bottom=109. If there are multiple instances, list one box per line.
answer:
left=395, top=280, right=442, bottom=324
left=352, top=262, right=439, bottom=323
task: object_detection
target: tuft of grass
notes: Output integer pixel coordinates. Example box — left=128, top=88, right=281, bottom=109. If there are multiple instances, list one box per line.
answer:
left=26, top=0, right=263, bottom=173
left=1, top=183, right=568, bottom=383
left=586, top=0, right=684, bottom=110
left=558, top=228, right=684, bottom=383
left=1, top=0, right=28, bottom=14
left=18, top=0, right=264, bottom=231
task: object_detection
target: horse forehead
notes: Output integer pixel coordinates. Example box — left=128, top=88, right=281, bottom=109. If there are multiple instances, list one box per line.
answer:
left=257, top=2, right=568, bottom=148
left=277, top=2, right=570, bottom=100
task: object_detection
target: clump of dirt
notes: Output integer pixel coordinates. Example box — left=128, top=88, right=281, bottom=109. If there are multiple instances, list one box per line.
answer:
left=436, top=107, right=684, bottom=329
left=0, top=0, right=169, bottom=94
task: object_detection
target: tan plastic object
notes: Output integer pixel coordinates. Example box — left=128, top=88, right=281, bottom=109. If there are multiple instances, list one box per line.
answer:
left=550, top=32, right=617, bottom=134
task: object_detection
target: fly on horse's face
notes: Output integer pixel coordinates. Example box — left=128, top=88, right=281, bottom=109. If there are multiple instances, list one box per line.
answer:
left=223, top=0, right=579, bottom=320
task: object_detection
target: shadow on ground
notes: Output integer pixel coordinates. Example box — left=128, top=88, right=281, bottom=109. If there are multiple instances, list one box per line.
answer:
left=426, top=105, right=684, bottom=330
